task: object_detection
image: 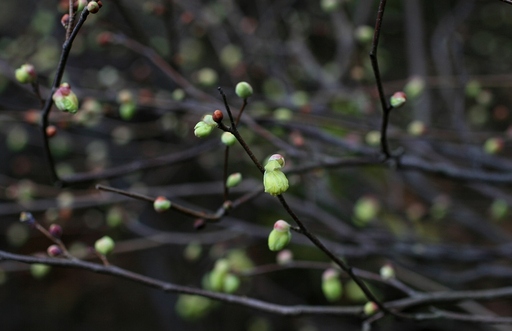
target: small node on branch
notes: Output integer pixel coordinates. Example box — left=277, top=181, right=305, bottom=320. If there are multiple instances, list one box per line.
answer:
left=212, top=109, right=224, bottom=123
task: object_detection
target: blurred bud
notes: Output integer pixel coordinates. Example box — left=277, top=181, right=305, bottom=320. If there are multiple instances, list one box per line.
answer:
left=175, top=294, right=212, bottom=320
left=276, top=249, right=293, bottom=264
left=353, top=196, right=380, bottom=225
left=197, top=68, right=218, bottom=86
left=430, top=195, right=451, bottom=220
left=404, top=76, right=425, bottom=99
left=184, top=241, right=202, bottom=261
left=235, top=81, right=253, bottom=99
left=49, top=224, right=63, bottom=238
left=407, top=120, right=427, bottom=136
left=212, top=109, right=223, bottom=123
left=265, top=154, right=285, bottom=171
left=364, top=301, right=379, bottom=316
left=209, top=259, right=230, bottom=291
left=61, top=14, right=70, bottom=28
left=46, top=125, right=58, bottom=138
left=106, top=206, right=123, bottom=227
left=379, top=264, right=395, bottom=280
left=365, top=130, right=381, bottom=146
left=87, top=1, right=100, bottom=13
left=76, top=0, right=87, bottom=11
left=223, top=273, right=240, bottom=293
left=94, top=235, right=115, bottom=255
left=117, top=89, right=134, bottom=104
left=53, top=83, right=79, bottom=113
left=465, top=80, right=482, bottom=99
left=268, top=220, right=292, bottom=251
left=226, top=172, right=242, bottom=188
left=153, top=196, right=171, bottom=213
left=321, top=0, right=342, bottom=13
left=273, top=107, right=293, bottom=121
left=322, top=269, right=342, bottom=302
left=30, top=264, right=51, bottom=279
left=490, top=199, right=508, bottom=221
left=202, top=114, right=216, bottom=126
left=390, top=91, right=407, bottom=108
left=19, top=211, right=35, bottom=225
left=15, top=64, right=37, bottom=84
left=47, top=245, right=62, bottom=257
left=221, top=132, right=237, bottom=146
left=354, top=25, right=374, bottom=44
left=483, top=137, right=504, bottom=154
left=119, top=102, right=137, bottom=120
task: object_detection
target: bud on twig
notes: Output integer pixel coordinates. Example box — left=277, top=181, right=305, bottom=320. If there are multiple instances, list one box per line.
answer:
left=390, top=91, right=407, bottom=108
left=322, top=269, right=342, bottom=302
left=268, top=220, right=292, bottom=251
left=49, top=224, right=63, bottom=238
left=153, top=196, right=171, bottom=213
left=263, top=154, right=289, bottom=196
left=47, top=245, right=62, bottom=257
left=94, top=236, right=115, bottom=255
left=221, top=132, right=236, bottom=146
left=212, top=110, right=223, bottom=123
left=53, top=83, right=79, bottom=113
left=235, top=81, right=253, bottom=99
left=226, top=173, right=242, bottom=188
left=15, top=64, right=36, bottom=84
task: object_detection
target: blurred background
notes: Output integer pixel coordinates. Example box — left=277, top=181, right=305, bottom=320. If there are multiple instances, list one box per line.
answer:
left=2, top=0, right=512, bottom=330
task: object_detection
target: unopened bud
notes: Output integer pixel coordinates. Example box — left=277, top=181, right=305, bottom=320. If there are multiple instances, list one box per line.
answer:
left=264, top=156, right=289, bottom=196
left=212, top=109, right=223, bottom=123
left=483, top=137, right=504, bottom=154
left=221, top=132, right=236, bottom=146
left=390, top=91, right=407, bottom=108
left=15, top=64, right=37, bottom=84
left=94, top=235, right=115, bottom=255
left=226, top=173, right=242, bottom=188
left=87, top=1, right=100, bottom=13
left=363, top=301, right=379, bottom=316
left=194, top=121, right=213, bottom=138
left=49, top=224, right=63, bottom=238
left=47, top=245, right=62, bottom=257
left=46, top=125, right=58, bottom=138
left=268, top=220, right=292, bottom=251
left=235, top=81, right=253, bottom=99
left=53, top=83, right=79, bottom=113
left=153, top=196, right=171, bottom=213
left=276, top=249, right=293, bottom=264
left=379, top=264, right=395, bottom=280
left=322, top=269, right=342, bottom=302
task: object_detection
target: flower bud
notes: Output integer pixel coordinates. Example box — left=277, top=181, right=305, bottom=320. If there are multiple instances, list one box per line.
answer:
left=87, top=1, right=100, bottom=13
left=19, top=211, right=35, bottom=225
left=322, top=269, right=342, bottom=302
left=235, top=81, right=253, bottom=99
left=15, top=64, right=36, bottom=84
left=268, top=220, right=292, bottom=251
left=276, top=249, right=293, bottom=264
left=353, top=196, right=380, bottom=225
left=202, top=114, right=216, bottom=126
left=153, top=196, right=171, bottom=212
left=221, top=132, right=237, bottom=146
left=30, top=264, right=51, bottom=279
left=407, top=120, right=427, bottom=136
left=223, top=273, right=240, bottom=293
left=119, top=102, right=137, bottom=120
left=53, top=83, right=79, bottom=113
left=212, top=109, right=223, bottom=123
left=263, top=169, right=289, bottom=196
left=266, top=154, right=285, bottom=170
left=365, top=130, right=381, bottom=146
left=47, top=245, right=62, bottom=257
left=379, top=264, right=395, bottom=280
left=321, top=0, right=341, bottom=13
left=209, top=259, right=230, bottom=291
left=184, top=241, right=202, bottom=261
left=76, top=0, right=87, bottom=11
left=354, top=25, right=374, bottom=44
left=490, top=198, right=508, bottom=220
left=404, top=76, right=425, bottom=99
left=194, top=121, right=213, bottom=138
left=390, top=91, right=407, bottom=108
left=175, top=294, right=212, bottom=320
left=94, top=235, right=115, bottom=255
left=226, top=172, right=242, bottom=188
left=49, top=224, right=63, bottom=238
left=46, top=125, right=58, bottom=138
left=363, top=301, right=379, bottom=316
left=483, top=137, right=504, bottom=154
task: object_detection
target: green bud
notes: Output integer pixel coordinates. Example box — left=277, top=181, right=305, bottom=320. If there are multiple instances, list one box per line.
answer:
left=30, top=264, right=51, bottom=279
left=223, top=273, right=240, bottom=293
left=268, top=220, right=292, bottom=251
left=363, top=301, right=379, bottom=316
left=15, top=64, right=36, bottom=84
left=94, top=235, right=115, bottom=255
left=490, top=199, right=508, bottom=220
left=235, top=81, right=253, bottom=99
left=379, top=264, right=395, bottom=280
left=175, top=294, right=212, bottom=320
left=197, top=68, right=218, bottom=87
left=322, top=269, right=342, bottom=302
left=119, top=102, right=137, bottom=120
left=390, top=91, right=407, bottom=108
left=106, top=206, right=123, bottom=227
left=483, top=137, right=504, bottom=154
left=184, top=241, right=202, bottom=261
left=404, top=76, right=425, bottom=99
left=365, top=130, right=381, bottom=147
left=87, top=1, right=100, bottom=13
left=221, top=132, right=237, bottom=146
left=76, top=0, right=87, bottom=11
left=407, top=120, right=427, bottom=136
left=353, top=196, right=380, bottom=224
left=153, top=196, right=171, bottom=212
left=321, top=0, right=341, bottom=13
left=194, top=121, right=214, bottom=138
left=354, top=25, right=374, bottom=44
left=53, top=83, right=79, bottom=113
left=263, top=169, right=289, bottom=196
left=226, top=172, right=242, bottom=188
